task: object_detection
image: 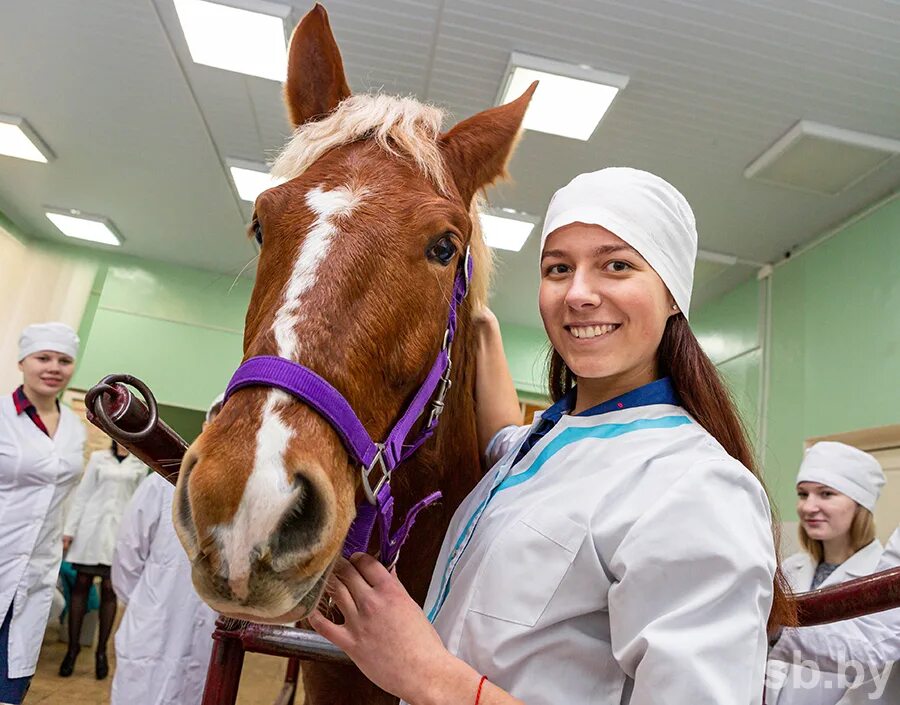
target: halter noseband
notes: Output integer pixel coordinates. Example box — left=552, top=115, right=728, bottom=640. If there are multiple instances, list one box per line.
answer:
left=224, top=248, right=473, bottom=568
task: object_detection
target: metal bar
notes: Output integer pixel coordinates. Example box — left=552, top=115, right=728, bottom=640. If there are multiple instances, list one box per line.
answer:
left=237, top=623, right=352, bottom=665
left=202, top=619, right=247, bottom=705
left=84, top=376, right=187, bottom=484
left=794, top=566, right=900, bottom=626
left=272, top=657, right=301, bottom=705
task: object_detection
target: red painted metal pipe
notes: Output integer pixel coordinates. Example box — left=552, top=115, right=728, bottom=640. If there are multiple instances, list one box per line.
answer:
left=84, top=375, right=187, bottom=484
left=793, top=566, right=900, bottom=626
left=236, top=622, right=351, bottom=665
left=201, top=618, right=247, bottom=705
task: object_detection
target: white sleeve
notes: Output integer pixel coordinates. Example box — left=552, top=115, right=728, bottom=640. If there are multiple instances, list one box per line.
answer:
left=111, top=476, right=164, bottom=605
left=769, top=613, right=900, bottom=673
left=63, top=452, right=100, bottom=536
left=608, top=460, right=775, bottom=705
left=484, top=424, right=531, bottom=466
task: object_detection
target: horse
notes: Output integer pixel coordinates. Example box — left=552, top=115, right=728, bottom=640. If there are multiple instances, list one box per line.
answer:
left=172, top=4, right=534, bottom=703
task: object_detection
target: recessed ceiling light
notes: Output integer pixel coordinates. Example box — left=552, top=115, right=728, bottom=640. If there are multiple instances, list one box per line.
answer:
left=744, top=120, right=900, bottom=195
left=498, top=53, right=628, bottom=141
left=45, top=209, right=122, bottom=246
left=0, top=115, right=54, bottom=163
left=227, top=159, right=286, bottom=201
left=479, top=208, right=538, bottom=252
left=173, top=0, right=289, bottom=81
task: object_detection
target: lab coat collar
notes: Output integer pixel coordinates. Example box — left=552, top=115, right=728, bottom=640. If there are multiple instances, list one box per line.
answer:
left=539, top=377, right=679, bottom=426
left=784, top=538, right=884, bottom=592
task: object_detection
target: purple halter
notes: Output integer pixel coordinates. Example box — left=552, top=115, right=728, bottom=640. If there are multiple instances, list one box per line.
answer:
left=224, top=248, right=473, bottom=568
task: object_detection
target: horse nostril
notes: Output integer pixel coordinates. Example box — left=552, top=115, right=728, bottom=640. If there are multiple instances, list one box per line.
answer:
left=175, top=450, right=199, bottom=542
left=271, top=475, right=325, bottom=562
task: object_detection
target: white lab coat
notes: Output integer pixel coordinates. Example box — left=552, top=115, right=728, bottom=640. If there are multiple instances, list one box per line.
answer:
left=111, top=473, right=216, bottom=705
left=64, top=449, right=147, bottom=565
left=768, top=539, right=899, bottom=705
left=413, top=401, right=776, bottom=705
left=0, top=395, right=84, bottom=678
left=769, top=528, right=900, bottom=704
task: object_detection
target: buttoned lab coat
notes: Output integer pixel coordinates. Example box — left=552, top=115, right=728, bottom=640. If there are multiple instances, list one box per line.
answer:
left=769, top=529, right=900, bottom=705
left=769, top=539, right=899, bottom=705
left=412, top=401, right=776, bottom=705
left=0, top=395, right=84, bottom=678
left=111, top=474, right=217, bottom=705
left=64, top=449, right=147, bottom=566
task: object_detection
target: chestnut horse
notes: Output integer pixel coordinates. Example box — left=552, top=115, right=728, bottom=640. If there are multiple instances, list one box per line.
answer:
left=173, top=5, right=533, bottom=703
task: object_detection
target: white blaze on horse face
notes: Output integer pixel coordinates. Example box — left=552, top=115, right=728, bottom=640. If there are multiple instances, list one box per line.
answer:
left=215, top=186, right=366, bottom=601
left=273, top=185, right=366, bottom=361
left=216, top=390, right=297, bottom=599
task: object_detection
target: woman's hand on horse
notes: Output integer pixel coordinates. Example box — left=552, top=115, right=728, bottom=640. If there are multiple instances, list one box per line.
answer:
left=308, top=553, right=481, bottom=705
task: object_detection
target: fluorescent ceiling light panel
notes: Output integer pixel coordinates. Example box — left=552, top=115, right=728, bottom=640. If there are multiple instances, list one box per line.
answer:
left=498, top=53, right=628, bottom=141
left=227, top=159, right=286, bottom=201
left=174, top=0, right=289, bottom=81
left=0, top=115, right=54, bottom=163
left=480, top=209, right=537, bottom=251
left=745, top=120, right=900, bottom=195
left=45, top=209, right=122, bottom=246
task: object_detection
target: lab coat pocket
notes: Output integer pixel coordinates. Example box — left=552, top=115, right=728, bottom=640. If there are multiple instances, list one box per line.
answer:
left=468, top=509, right=585, bottom=627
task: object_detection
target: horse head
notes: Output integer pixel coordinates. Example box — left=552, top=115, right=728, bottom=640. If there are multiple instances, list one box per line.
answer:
left=173, top=4, right=533, bottom=623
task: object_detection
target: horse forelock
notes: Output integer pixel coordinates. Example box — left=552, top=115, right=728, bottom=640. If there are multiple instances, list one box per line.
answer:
left=269, top=93, right=493, bottom=308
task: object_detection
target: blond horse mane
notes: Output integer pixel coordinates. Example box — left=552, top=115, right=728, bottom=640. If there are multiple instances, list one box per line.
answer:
left=270, top=94, right=493, bottom=307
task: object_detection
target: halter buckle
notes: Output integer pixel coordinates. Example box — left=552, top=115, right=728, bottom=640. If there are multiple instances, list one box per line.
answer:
left=361, top=444, right=390, bottom=505
left=426, top=365, right=453, bottom=428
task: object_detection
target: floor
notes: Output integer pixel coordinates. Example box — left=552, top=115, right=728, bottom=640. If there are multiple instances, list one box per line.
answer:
left=26, top=632, right=298, bottom=705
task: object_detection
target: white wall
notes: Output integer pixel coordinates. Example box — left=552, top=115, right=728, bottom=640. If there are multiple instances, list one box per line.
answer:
left=0, top=227, right=97, bottom=391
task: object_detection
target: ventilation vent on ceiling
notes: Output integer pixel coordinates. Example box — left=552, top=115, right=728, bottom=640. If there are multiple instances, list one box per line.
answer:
left=744, top=120, right=900, bottom=196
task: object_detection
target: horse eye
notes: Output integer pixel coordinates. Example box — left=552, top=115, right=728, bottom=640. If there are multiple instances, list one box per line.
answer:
left=253, top=220, right=263, bottom=246
left=426, top=234, right=457, bottom=266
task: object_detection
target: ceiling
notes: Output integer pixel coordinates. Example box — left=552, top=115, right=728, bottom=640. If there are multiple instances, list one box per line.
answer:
left=1, top=0, right=899, bottom=328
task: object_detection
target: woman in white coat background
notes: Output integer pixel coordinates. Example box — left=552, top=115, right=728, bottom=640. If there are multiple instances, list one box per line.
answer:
left=59, top=440, right=146, bottom=679
left=307, top=168, right=794, bottom=705
left=0, top=323, right=85, bottom=705
left=768, top=441, right=893, bottom=705
left=109, top=395, right=221, bottom=705
left=770, top=525, right=900, bottom=701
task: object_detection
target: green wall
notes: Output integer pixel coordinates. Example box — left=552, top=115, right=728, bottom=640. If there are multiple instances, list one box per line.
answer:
left=693, top=193, right=900, bottom=516
left=500, top=323, right=549, bottom=398
left=692, top=277, right=762, bottom=444
left=70, top=255, right=252, bottom=411
left=764, top=194, right=900, bottom=513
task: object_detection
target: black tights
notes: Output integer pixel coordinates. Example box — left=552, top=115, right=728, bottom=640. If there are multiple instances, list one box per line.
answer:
left=67, top=572, right=117, bottom=655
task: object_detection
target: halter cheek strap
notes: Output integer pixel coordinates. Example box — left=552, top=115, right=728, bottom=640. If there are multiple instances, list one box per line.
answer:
left=224, top=248, right=473, bottom=568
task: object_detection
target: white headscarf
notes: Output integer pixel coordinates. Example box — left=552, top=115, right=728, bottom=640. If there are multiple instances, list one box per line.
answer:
left=18, top=322, right=80, bottom=361
left=540, top=167, right=698, bottom=318
left=206, top=392, right=225, bottom=423
left=796, top=441, right=885, bottom=512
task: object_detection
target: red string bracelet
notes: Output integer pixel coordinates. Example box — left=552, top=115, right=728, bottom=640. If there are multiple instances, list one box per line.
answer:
left=475, top=675, right=488, bottom=705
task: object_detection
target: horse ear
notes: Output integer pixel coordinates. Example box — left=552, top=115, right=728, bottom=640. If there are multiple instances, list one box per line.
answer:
left=284, top=4, right=352, bottom=128
left=439, top=82, right=537, bottom=206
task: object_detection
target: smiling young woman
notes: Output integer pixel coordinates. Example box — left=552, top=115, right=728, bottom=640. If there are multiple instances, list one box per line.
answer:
left=310, top=167, right=794, bottom=705
left=0, top=323, right=85, bottom=704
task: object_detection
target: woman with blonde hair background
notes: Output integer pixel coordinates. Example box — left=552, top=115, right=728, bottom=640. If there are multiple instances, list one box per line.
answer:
left=769, top=441, right=893, bottom=704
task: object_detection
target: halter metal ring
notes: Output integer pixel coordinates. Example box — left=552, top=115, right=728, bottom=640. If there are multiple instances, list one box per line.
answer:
left=361, top=443, right=389, bottom=505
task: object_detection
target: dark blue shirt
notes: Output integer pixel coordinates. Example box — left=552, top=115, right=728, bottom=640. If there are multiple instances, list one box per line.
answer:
left=513, top=377, right=680, bottom=466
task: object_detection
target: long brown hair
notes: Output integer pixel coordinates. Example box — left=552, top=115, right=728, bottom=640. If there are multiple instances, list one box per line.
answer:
left=549, top=313, right=797, bottom=629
